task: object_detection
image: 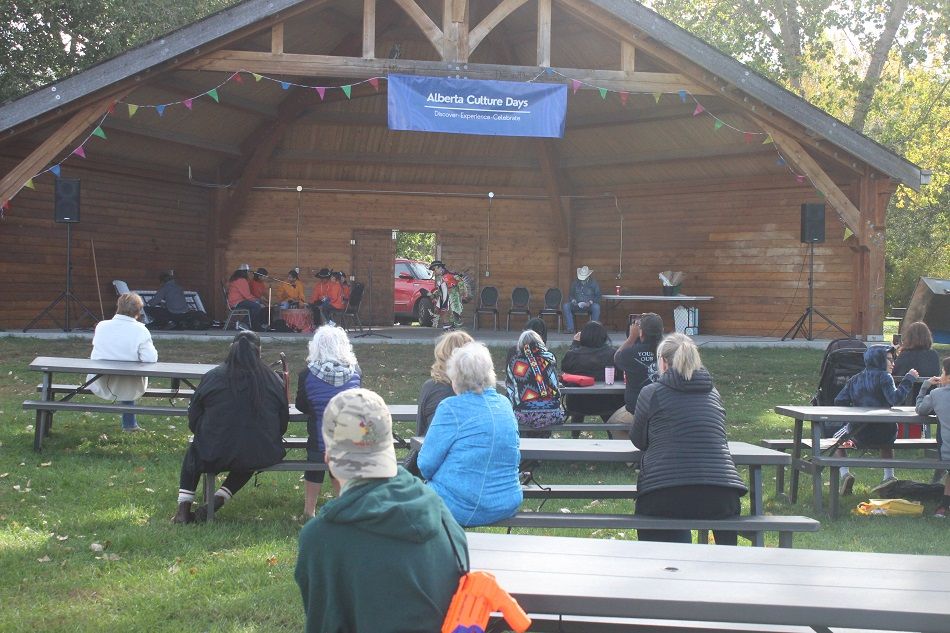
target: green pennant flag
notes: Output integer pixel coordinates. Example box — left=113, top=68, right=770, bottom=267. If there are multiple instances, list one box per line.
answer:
left=598, top=88, right=607, bottom=100
left=207, top=89, right=220, bottom=103
left=341, top=85, right=352, bottom=99
left=714, top=120, right=723, bottom=130
left=653, top=92, right=661, bottom=104
left=253, top=73, right=263, bottom=82
left=92, top=127, right=107, bottom=140
left=25, top=178, right=35, bottom=190
left=128, top=104, right=138, bottom=117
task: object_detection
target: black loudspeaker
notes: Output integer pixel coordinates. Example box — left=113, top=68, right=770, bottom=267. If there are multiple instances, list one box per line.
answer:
left=800, top=203, right=825, bottom=243
left=54, top=177, right=81, bottom=223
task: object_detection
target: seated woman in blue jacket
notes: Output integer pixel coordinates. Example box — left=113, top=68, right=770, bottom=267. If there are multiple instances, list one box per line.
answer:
left=417, top=341, right=522, bottom=526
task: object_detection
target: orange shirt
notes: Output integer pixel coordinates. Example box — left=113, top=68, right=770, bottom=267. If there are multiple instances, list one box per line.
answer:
left=227, top=278, right=257, bottom=307
left=249, top=278, right=267, bottom=300
left=329, top=282, right=346, bottom=310
left=310, top=280, right=334, bottom=304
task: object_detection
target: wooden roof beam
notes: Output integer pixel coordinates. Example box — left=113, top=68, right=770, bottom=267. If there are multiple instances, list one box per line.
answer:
left=564, top=142, right=774, bottom=169
left=394, top=0, right=444, bottom=57
left=181, top=52, right=713, bottom=94
left=101, top=118, right=243, bottom=156
left=756, top=119, right=865, bottom=245
left=469, top=0, right=529, bottom=55
left=0, top=94, right=123, bottom=205
left=271, top=149, right=535, bottom=169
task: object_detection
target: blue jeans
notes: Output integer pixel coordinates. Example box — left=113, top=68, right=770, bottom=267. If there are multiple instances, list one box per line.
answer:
left=119, top=400, right=137, bottom=429
left=562, top=301, right=601, bottom=332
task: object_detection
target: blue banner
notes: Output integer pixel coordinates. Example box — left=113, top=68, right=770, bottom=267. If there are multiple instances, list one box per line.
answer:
left=387, top=74, right=567, bottom=138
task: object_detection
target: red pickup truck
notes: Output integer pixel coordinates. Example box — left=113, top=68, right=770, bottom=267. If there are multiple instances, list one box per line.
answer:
left=394, top=258, right=436, bottom=326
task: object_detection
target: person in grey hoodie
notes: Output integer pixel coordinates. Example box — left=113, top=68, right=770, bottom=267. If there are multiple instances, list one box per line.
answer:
left=916, top=356, right=950, bottom=518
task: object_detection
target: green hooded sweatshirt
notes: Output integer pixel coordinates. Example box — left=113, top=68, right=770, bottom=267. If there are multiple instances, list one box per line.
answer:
left=295, top=467, right=468, bottom=633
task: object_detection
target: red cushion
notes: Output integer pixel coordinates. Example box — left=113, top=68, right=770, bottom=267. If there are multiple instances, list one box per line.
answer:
left=561, top=373, right=594, bottom=387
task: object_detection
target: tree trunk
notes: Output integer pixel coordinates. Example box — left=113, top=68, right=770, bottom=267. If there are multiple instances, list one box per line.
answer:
left=771, top=0, right=805, bottom=95
left=850, top=0, right=908, bottom=132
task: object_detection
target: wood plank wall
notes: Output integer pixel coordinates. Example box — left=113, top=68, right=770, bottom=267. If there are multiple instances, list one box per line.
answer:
left=0, top=159, right=211, bottom=329
left=572, top=180, right=854, bottom=335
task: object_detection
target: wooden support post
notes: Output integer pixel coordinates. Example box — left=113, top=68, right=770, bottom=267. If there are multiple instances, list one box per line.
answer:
left=363, top=0, right=376, bottom=58
left=537, top=0, right=552, bottom=67
left=271, top=23, right=284, bottom=54
left=851, top=174, right=891, bottom=338
left=535, top=139, right=569, bottom=249
left=621, top=41, right=636, bottom=71
left=442, top=0, right=469, bottom=63
left=394, top=0, right=443, bottom=57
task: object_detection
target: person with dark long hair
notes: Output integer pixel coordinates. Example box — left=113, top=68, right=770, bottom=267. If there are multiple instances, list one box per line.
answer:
left=561, top=321, right=624, bottom=433
left=172, top=331, right=288, bottom=523
left=227, top=264, right=264, bottom=330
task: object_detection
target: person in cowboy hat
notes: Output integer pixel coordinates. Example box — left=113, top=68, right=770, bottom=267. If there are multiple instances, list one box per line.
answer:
left=428, top=260, right=463, bottom=330
left=227, top=264, right=264, bottom=331
left=562, top=265, right=602, bottom=334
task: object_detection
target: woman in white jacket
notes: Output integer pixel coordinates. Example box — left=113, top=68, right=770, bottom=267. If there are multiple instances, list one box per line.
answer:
left=89, top=293, right=158, bottom=431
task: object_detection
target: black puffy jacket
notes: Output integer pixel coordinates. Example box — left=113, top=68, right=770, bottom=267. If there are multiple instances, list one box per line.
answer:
left=188, top=365, right=289, bottom=472
left=631, top=368, right=747, bottom=496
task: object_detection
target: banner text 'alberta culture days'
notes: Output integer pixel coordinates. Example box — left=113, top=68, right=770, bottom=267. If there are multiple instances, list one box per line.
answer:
left=425, top=91, right=530, bottom=120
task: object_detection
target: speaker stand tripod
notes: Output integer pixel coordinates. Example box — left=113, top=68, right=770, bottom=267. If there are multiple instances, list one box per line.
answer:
left=24, top=224, right=100, bottom=332
left=782, top=240, right=849, bottom=341
left=353, top=260, right=391, bottom=339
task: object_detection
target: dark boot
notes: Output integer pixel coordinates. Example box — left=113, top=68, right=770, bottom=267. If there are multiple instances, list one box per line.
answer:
left=172, top=501, right=195, bottom=524
left=194, top=494, right=226, bottom=522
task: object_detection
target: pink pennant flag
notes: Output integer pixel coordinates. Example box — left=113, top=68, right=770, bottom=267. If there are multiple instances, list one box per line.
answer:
left=233, top=72, right=244, bottom=84
left=743, top=132, right=754, bottom=144
left=108, top=101, right=117, bottom=115
left=369, top=77, right=379, bottom=91
left=796, top=175, right=806, bottom=184
left=183, top=99, right=193, bottom=110
left=570, top=79, right=581, bottom=95
left=2, top=200, right=10, bottom=211
left=315, top=86, right=326, bottom=100
left=693, top=103, right=704, bottom=116
left=619, top=91, right=628, bottom=106
left=73, top=146, right=86, bottom=159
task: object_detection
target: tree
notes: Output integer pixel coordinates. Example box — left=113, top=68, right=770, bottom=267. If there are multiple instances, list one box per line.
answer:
left=395, top=231, right=436, bottom=263
left=0, top=1, right=235, bottom=102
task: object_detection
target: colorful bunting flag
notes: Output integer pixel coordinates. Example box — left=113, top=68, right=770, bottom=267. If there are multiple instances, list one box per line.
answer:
left=714, top=120, right=723, bottom=130
left=252, top=73, right=263, bottom=82
left=692, top=103, right=704, bottom=116
left=619, top=91, right=628, bottom=106
left=92, top=127, right=107, bottom=139
left=653, top=93, right=661, bottom=104
left=544, top=68, right=554, bottom=76
left=341, top=85, right=352, bottom=99
left=156, top=104, right=166, bottom=117
left=598, top=88, right=607, bottom=100
left=128, top=104, right=138, bottom=118
left=108, top=101, right=117, bottom=115
left=570, top=80, right=581, bottom=94
left=369, top=77, right=379, bottom=91
left=25, top=179, right=35, bottom=190
left=743, top=132, right=754, bottom=144
left=1, top=200, right=9, bottom=212
left=776, top=157, right=785, bottom=166
left=843, top=227, right=853, bottom=240
left=183, top=99, right=193, bottom=110
left=233, top=73, right=244, bottom=84
left=678, top=90, right=687, bottom=103
left=762, top=134, right=773, bottom=144
left=315, top=86, right=326, bottom=100
left=51, top=165, right=62, bottom=177
left=207, top=89, right=219, bottom=103
left=281, top=82, right=290, bottom=90
left=73, top=146, right=86, bottom=159
left=796, top=175, right=805, bottom=184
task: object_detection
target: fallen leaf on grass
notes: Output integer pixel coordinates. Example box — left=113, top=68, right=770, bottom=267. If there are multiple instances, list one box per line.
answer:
left=0, top=473, right=7, bottom=478
left=189, top=567, right=198, bottom=575
left=56, top=535, right=68, bottom=541
left=168, top=563, right=180, bottom=574
left=39, top=462, right=52, bottom=467
left=37, top=555, right=52, bottom=563
left=90, top=543, right=104, bottom=552
left=103, top=553, right=120, bottom=561
left=144, top=488, right=154, bottom=493
left=266, top=555, right=278, bottom=566
left=134, top=467, right=145, bottom=473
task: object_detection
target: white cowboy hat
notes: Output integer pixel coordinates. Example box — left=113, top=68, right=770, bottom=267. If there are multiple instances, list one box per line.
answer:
left=238, top=263, right=251, bottom=271
left=576, top=265, right=593, bottom=280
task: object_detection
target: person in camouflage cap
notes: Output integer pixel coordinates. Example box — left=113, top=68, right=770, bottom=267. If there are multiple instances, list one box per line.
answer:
left=322, top=388, right=397, bottom=480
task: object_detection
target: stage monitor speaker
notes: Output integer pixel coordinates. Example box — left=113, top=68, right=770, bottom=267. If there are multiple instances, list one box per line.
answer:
left=800, top=203, right=825, bottom=243
left=54, top=177, right=81, bottom=223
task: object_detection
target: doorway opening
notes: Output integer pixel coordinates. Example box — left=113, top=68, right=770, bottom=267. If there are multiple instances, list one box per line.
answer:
left=394, top=231, right=437, bottom=326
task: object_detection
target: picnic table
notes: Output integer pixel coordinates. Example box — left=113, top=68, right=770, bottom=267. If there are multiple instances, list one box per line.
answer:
left=412, top=437, right=788, bottom=516
left=467, top=532, right=950, bottom=633
left=774, top=405, right=942, bottom=516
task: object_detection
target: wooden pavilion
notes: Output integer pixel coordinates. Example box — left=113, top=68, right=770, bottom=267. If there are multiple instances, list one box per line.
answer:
left=0, top=0, right=928, bottom=336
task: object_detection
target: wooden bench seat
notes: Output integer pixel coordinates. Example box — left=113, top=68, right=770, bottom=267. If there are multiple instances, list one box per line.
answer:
left=760, top=437, right=939, bottom=496
left=36, top=383, right=195, bottom=398
left=543, top=423, right=629, bottom=434
left=520, top=613, right=818, bottom=633
left=23, top=399, right=187, bottom=417
left=489, top=512, right=820, bottom=548
left=521, top=484, right=639, bottom=499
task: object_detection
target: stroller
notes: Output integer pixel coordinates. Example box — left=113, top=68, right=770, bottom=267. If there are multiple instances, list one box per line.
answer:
left=810, top=338, right=867, bottom=438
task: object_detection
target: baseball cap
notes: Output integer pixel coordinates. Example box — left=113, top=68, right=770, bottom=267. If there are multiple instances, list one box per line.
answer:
left=322, top=389, right=397, bottom=480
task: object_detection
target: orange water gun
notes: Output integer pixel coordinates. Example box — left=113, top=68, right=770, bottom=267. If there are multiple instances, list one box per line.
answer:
left=441, top=571, right=531, bottom=633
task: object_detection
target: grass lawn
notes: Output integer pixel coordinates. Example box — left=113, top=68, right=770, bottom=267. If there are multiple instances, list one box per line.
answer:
left=0, top=335, right=947, bottom=632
